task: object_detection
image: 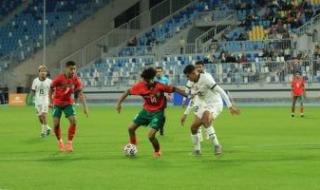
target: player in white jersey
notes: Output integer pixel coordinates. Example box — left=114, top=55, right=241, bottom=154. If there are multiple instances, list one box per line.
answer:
left=182, top=61, right=210, bottom=141
left=181, top=64, right=240, bottom=155
left=31, top=65, right=52, bottom=137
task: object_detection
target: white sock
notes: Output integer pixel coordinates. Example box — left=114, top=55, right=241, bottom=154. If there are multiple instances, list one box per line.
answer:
left=45, top=124, right=51, bottom=130
left=205, top=126, right=220, bottom=146
left=41, top=124, right=46, bottom=134
left=191, top=134, right=201, bottom=151
left=197, top=128, right=203, bottom=142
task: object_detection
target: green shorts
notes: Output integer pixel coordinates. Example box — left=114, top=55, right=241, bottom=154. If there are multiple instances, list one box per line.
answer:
left=52, top=105, right=76, bottom=118
left=133, top=109, right=165, bottom=130
left=293, top=96, right=304, bottom=103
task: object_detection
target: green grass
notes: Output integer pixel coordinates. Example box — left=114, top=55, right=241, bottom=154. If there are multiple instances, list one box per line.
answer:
left=0, top=105, right=319, bottom=190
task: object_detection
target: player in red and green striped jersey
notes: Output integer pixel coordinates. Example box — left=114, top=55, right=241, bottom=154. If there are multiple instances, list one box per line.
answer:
left=116, top=67, right=186, bottom=157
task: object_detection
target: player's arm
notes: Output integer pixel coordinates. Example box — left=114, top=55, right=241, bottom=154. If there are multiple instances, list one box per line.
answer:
left=182, top=85, right=191, bottom=108
left=48, top=86, right=54, bottom=108
left=30, top=79, right=36, bottom=99
left=75, top=90, right=89, bottom=117
left=172, top=86, right=188, bottom=97
left=116, top=89, right=130, bottom=113
left=181, top=98, right=193, bottom=126
left=211, top=85, right=240, bottom=115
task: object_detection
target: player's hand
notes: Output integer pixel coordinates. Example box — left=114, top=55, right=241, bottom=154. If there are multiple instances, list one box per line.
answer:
left=166, top=95, right=172, bottom=102
left=229, top=106, right=240, bottom=115
left=180, top=115, right=187, bottom=126
left=116, top=103, right=122, bottom=113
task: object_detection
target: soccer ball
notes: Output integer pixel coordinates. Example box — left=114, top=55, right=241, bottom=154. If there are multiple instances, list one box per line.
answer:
left=123, top=143, right=138, bottom=157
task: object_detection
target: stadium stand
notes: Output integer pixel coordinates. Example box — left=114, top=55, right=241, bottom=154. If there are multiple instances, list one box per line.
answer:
left=0, top=0, right=111, bottom=65
left=0, top=0, right=23, bottom=19
left=77, top=0, right=320, bottom=88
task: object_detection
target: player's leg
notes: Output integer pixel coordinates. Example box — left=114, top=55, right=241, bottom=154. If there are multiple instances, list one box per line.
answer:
left=148, top=110, right=165, bottom=157
left=36, top=105, right=46, bottom=137
left=41, top=104, right=51, bottom=136
left=190, top=116, right=203, bottom=155
left=291, top=96, right=297, bottom=117
left=148, top=128, right=161, bottom=157
left=197, top=127, right=204, bottom=142
left=64, top=105, right=77, bottom=152
left=128, top=123, right=140, bottom=145
left=159, top=114, right=166, bottom=136
left=52, top=106, right=64, bottom=151
left=202, top=109, right=222, bottom=155
left=130, top=109, right=149, bottom=145
left=42, top=104, right=51, bottom=136
left=299, top=96, right=304, bottom=117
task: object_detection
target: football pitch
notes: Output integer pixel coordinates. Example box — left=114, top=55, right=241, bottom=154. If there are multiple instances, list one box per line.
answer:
left=0, top=105, right=319, bottom=190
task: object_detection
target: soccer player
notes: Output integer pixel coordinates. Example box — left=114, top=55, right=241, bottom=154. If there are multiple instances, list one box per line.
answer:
left=49, top=61, right=89, bottom=152
left=154, top=66, right=170, bottom=136
left=31, top=65, right=52, bottom=137
left=183, top=61, right=210, bottom=141
left=116, top=67, right=186, bottom=157
left=291, top=72, right=306, bottom=117
left=181, top=64, right=240, bottom=155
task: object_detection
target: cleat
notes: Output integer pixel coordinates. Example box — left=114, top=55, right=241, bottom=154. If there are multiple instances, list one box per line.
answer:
left=291, top=114, right=295, bottom=118
left=192, top=150, right=201, bottom=156
left=300, top=114, right=304, bottom=118
left=65, top=142, right=73, bottom=152
left=40, top=133, right=46, bottom=138
left=153, top=151, right=161, bottom=158
left=58, top=140, right=65, bottom=152
left=214, top=145, right=222, bottom=155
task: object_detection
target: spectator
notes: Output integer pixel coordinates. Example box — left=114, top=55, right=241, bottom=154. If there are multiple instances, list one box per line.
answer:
left=128, top=36, right=137, bottom=47
left=179, top=37, right=186, bottom=54
left=312, top=29, right=319, bottom=43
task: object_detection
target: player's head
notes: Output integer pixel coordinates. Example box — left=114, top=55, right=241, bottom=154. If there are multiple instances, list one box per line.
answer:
left=183, top=64, right=199, bottom=82
left=294, top=71, right=302, bottom=79
left=195, top=61, right=205, bottom=73
left=65, top=61, right=77, bottom=78
left=141, top=67, right=156, bottom=83
left=38, top=64, right=48, bottom=79
left=155, top=66, right=164, bottom=78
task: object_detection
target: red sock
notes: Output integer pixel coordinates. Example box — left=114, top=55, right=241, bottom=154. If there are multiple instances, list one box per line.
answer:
left=129, top=136, right=137, bottom=145
left=54, top=127, right=61, bottom=140
left=68, top=124, right=76, bottom=141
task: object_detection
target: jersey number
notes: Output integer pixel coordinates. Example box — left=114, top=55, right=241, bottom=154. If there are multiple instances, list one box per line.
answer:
left=150, top=96, right=157, bottom=104
left=39, top=89, right=45, bottom=95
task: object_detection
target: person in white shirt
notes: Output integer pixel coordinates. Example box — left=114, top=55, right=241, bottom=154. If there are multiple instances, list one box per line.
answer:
left=183, top=61, right=211, bottom=141
left=31, top=65, right=52, bottom=137
left=181, top=64, right=240, bottom=155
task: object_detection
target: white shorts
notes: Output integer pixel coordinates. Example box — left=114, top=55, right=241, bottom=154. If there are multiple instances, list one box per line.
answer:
left=35, top=104, right=49, bottom=116
left=193, top=102, right=223, bottom=120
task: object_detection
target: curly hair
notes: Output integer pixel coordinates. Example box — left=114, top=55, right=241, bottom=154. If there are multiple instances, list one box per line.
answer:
left=141, top=67, right=156, bottom=80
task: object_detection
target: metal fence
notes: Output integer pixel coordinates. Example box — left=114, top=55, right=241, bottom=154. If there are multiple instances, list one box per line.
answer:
left=210, top=39, right=294, bottom=53
left=295, top=13, right=320, bottom=36
left=79, top=58, right=320, bottom=88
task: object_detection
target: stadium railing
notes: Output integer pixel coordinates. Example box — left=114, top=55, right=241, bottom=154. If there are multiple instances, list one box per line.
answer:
left=295, top=12, right=320, bottom=36
left=78, top=58, right=320, bottom=87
